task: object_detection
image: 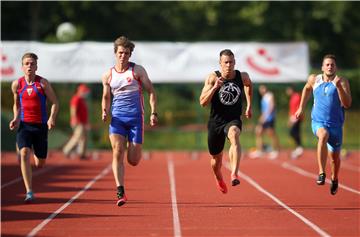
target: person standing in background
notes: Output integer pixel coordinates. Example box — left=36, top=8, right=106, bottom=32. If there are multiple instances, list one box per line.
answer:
left=63, top=84, right=91, bottom=160
left=286, top=86, right=303, bottom=159
left=249, top=85, right=280, bottom=160
left=9, top=52, right=59, bottom=203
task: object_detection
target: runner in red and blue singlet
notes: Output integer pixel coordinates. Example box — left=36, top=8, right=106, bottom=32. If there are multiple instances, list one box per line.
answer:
left=9, top=52, right=59, bottom=203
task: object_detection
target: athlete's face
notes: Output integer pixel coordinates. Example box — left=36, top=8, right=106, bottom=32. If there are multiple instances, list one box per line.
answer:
left=321, top=58, right=337, bottom=77
left=219, top=55, right=235, bottom=76
left=22, top=57, right=37, bottom=76
left=116, top=46, right=131, bottom=64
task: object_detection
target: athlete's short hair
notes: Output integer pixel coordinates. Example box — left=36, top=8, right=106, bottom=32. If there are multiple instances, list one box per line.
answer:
left=219, top=49, right=234, bottom=58
left=114, top=36, right=135, bottom=54
left=322, top=54, right=336, bottom=63
left=21, top=52, right=38, bottom=64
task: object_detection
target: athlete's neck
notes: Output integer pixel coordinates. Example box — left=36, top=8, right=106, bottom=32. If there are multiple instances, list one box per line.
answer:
left=221, top=70, right=235, bottom=80
left=323, top=74, right=336, bottom=82
left=24, top=75, right=36, bottom=84
left=115, top=62, right=130, bottom=73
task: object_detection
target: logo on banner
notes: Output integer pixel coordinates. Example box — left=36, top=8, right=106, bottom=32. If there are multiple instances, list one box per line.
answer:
left=219, top=82, right=241, bottom=105
left=246, top=48, right=280, bottom=76
left=0, top=52, right=15, bottom=77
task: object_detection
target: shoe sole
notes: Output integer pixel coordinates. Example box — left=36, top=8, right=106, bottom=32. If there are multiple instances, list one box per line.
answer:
left=117, top=199, right=127, bottom=206
left=232, top=179, right=240, bottom=186
left=316, top=181, right=325, bottom=185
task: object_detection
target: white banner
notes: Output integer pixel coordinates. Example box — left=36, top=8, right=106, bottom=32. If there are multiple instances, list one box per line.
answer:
left=1, top=41, right=309, bottom=83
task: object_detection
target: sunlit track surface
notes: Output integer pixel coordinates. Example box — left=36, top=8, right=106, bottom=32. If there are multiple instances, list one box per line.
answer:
left=1, top=150, right=359, bottom=237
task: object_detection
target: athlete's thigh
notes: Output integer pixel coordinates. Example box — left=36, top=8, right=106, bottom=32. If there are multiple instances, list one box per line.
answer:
left=32, top=124, right=48, bottom=159
left=109, top=133, right=127, bottom=151
left=327, top=126, right=343, bottom=152
left=127, top=116, right=143, bottom=144
left=109, top=116, right=128, bottom=137
left=208, top=121, right=226, bottom=155
left=16, top=122, right=33, bottom=150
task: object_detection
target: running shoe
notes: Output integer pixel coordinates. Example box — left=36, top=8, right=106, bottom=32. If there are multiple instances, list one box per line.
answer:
left=248, top=150, right=263, bottom=159
left=291, top=146, right=304, bottom=160
left=231, top=174, right=240, bottom=186
left=268, top=151, right=279, bottom=160
left=330, top=179, right=338, bottom=195
left=216, top=179, right=228, bottom=194
left=116, top=192, right=127, bottom=207
left=316, top=173, right=326, bottom=185
left=24, top=191, right=34, bottom=203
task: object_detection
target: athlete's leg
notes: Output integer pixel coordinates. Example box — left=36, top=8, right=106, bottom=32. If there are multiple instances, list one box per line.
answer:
left=227, top=125, right=241, bottom=178
left=63, top=125, right=83, bottom=157
left=78, top=126, right=87, bottom=158
left=19, top=147, right=33, bottom=193
left=127, top=142, right=142, bottom=166
left=211, top=152, right=223, bottom=181
left=316, top=128, right=329, bottom=174
left=109, top=134, right=127, bottom=187
left=34, top=156, right=46, bottom=168
left=255, top=124, right=264, bottom=151
left=267, top=128, right=280, bottom=151
left=329, top=151, right=341, bottom=181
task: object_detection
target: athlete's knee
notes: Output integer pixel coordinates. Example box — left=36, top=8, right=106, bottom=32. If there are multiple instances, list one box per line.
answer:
left=317, top=128, right=329, bottom=142
left=128, top=154, right=141, bottom=166
left=35, top=158, right=46, bottom=168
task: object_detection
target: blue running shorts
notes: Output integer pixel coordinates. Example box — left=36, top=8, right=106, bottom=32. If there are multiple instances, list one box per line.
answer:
left=311, top=121, right=343, bottom=152
left=109, top=115, right=143, bottom=144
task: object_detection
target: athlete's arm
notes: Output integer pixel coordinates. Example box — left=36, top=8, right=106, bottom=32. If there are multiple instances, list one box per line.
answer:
left=199, top=73, right=223, bottom=107
left=295, top=74, right=315, bottom=119
left=42, top=78, right=59, bottom=130
left=101, top=70, right=111, bottom=122
left=9, top=80, right=20, bottom=130
left=135, top=65, right=158, bottom=127
left=241, top=72, right=253, bottom=119
left=334, top=76, right=352, bottom=109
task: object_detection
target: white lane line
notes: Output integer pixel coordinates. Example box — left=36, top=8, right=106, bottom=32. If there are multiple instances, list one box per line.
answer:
left=224, top=162, right=331, bottom=237
left=341, top=162, right=360, bottom=172
left=2, top=165, right=58, bottom=189
left=26, top=164, right=112, bottom=237
left=167, top=153, right=182, bottom=237
left=282, top=162, right=360, bottom=195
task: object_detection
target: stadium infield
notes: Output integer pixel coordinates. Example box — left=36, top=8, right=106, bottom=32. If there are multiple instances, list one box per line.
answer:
left=1, top=149, right=359, bottom=237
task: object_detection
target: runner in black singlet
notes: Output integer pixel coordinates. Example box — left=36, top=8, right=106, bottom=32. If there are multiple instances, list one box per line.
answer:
left=200, top=49, right=253, bottom=193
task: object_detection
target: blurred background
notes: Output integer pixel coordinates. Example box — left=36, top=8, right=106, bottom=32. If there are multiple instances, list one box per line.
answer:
left=1, top=1, right=359, bottom=152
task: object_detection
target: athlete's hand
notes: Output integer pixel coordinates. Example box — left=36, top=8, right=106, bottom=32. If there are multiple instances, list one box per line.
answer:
left=214, top=77, right=224, bottom=89
left=47, top=117, right=56, bottom=130
left=333, top=76, right=342, bottom=88
left=102, top=109, right=107, bottom=122
left=9, top=118, right=20, bottom=130
left=294, top=108, right=303, bottom=120
left=245, top=106, right=252, bottom=119
left=150, top=114, right=158, bottom=127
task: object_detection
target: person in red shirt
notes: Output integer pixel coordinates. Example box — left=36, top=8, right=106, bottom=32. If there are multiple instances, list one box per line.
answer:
left=9, top=52, right=59, bottom=203
left=63, top=84, right=90, bottom=159
left=286, top=86, right=303, bottom=159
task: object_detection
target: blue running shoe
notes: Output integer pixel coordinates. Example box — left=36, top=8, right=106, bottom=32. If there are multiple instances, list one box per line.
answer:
left=330, top=179, right=338, bottom=195
left=316, top=173, right=326, bottom=185
left=24, top=191, right=34, bottom=203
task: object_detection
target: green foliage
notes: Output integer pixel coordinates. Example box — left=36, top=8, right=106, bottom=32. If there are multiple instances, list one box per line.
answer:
left=2, top=2, right=360, bottom=66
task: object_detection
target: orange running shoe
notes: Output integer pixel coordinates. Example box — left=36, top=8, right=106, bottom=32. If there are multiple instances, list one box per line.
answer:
left=216, top=179, right=228, bottom=194
left=116, top=193, right=127, bottom=207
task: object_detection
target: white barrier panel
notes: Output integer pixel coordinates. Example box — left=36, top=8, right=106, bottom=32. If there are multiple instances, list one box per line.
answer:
left=1, top=41, right=309, bottom=83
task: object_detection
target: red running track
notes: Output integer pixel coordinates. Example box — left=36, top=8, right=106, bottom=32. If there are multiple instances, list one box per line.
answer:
left=1, top=150, right=359, bottom=237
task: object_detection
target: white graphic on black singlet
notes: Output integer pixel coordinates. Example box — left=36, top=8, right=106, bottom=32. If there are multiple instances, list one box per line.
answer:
left=219, top=82, right=241, bottom=105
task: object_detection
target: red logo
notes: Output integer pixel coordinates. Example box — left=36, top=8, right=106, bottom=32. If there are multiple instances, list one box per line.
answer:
left=1, top=52, right=15, bottom=77
left=246, top=48, right=280, bottom=76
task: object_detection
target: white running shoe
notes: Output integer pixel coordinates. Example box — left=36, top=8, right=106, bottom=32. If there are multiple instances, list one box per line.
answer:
left=268, top=151, right=279, bottom=160
left=248, top=150, right=263, bottom=159
left=291, top=146, right=303, bottom=159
